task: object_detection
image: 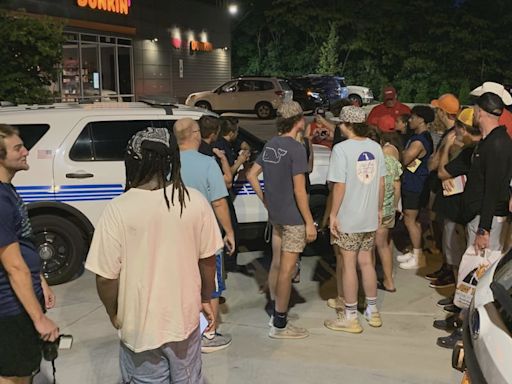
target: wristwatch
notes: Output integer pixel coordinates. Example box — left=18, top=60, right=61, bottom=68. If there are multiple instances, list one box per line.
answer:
left=476, top=228, right=488, bottom=236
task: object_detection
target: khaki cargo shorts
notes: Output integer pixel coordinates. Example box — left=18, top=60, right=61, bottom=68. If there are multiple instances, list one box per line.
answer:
left=332, top=231, right=376, bottom=252
left=274, top=224, right=306, bottom=253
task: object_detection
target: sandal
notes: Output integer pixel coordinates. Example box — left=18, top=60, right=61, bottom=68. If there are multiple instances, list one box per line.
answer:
left=377, top=280, right=396, bottom=293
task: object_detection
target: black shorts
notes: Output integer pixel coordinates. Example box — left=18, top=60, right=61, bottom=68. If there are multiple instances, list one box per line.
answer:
left=0, top=311, right=42, bottom=377
left=402, top=190, right=429, bottom=210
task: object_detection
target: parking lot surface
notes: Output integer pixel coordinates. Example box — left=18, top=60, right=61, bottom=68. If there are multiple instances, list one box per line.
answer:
left=35, top=250, right=463, bottom=384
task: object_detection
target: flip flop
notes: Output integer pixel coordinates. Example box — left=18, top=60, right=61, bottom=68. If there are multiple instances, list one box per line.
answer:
left=377, top=280, right=396, bottom=293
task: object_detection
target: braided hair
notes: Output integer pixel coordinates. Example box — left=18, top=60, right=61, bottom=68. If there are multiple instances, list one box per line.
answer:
left=125, top=128, right=189, bottom=215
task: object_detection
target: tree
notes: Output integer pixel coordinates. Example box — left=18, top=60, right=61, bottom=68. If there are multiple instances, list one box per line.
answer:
left=0, top=12, right=64, bottom=104
left=317, top=23, right=339, bottom=75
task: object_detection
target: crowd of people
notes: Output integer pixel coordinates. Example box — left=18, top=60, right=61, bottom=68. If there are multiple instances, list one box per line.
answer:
left=1, top=80, right=512, bottom=383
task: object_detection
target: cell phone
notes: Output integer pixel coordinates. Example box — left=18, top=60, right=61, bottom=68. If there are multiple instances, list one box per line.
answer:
left=59, top=334, right=73, bottom=350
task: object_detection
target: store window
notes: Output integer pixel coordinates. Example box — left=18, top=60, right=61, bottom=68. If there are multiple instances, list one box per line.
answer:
left=59, top=32, right=133, bottom=102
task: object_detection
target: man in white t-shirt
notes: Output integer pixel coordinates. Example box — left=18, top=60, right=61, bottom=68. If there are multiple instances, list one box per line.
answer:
left=325, top=106, right=386, bottom=334
left=85, top=128, right=223, bottom=383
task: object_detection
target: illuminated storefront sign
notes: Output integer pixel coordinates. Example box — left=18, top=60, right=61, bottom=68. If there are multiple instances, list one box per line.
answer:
left=189, top=40, right=213, bottom=52
left=77, top=0, right=132, bottom=15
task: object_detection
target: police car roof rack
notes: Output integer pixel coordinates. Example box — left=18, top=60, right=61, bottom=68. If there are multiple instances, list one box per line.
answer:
left=138, top=96, right=179, bottom=115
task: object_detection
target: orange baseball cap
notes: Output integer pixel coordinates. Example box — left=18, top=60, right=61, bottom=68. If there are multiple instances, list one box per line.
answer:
left=431, top=93, right=460, bottom=115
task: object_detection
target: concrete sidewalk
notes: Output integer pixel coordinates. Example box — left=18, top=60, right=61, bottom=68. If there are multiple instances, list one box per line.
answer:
left=35, top=251, right=463, bottom=384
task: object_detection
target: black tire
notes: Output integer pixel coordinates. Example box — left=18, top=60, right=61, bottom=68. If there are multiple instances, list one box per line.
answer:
left=349, top=94, right=363, bottom=107
left=255, top=102, right=274, bottom=119
left=31, top=215, right=87, bottom=285
left=195, top=101, right=212, bottom=111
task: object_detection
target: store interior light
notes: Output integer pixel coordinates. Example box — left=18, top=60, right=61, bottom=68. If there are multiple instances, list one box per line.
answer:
left=228, top=3, right=238, bottom=15
left=151, top=37, right=159, bottom=43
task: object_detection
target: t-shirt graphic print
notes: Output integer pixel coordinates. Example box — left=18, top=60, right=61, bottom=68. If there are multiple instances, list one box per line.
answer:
left=357, top=151, right=377, bottom=184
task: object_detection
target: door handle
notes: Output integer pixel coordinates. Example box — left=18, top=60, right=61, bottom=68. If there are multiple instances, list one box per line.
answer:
left=65, top=172, right=94, bottom=179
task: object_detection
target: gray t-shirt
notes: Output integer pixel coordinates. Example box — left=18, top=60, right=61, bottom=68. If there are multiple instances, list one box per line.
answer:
left=327, top=138, right=387, bottom=233
left=256, top=136, right=308, bottom=225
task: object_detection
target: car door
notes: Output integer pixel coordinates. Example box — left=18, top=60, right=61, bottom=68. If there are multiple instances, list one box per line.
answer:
left=52, top=116, right=174, bottom=227
left=215, top=80, right=239, bottom=111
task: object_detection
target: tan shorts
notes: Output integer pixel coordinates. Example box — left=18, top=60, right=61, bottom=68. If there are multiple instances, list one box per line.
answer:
left=274, top=224, right=306, bottom=253
left=332, top=231, right=376, bottom=252
left=381, top=214, right=396, bottom=229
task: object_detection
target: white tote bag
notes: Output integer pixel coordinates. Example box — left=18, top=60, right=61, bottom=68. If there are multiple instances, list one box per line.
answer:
left=454, top=246, right=502, bottom=309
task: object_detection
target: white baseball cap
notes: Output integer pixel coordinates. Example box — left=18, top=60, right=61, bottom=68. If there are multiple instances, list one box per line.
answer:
left=470, top=82, right=512, bottom=106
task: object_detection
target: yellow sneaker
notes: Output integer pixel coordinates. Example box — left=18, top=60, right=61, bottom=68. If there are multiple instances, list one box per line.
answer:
left=364, top=309, right=382, bottom=327
left=326, top=296, right=344, bottom=310
left=324, top=313, right=363, bottom=334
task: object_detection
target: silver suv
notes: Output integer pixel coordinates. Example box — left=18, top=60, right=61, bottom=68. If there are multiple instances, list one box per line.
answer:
left=185, top=76, right=293, bottom=119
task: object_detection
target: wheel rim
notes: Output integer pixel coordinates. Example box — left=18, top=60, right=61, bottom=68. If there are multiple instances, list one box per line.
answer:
left=35, top=229, right=72, bottom=279
left=258, top=104, right=271, bottom=118
left=197, top=102, right=210, bottom=110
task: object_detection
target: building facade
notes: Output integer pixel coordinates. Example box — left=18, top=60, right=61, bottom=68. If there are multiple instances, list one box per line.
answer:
left=5, top=0, right=232, bottom=102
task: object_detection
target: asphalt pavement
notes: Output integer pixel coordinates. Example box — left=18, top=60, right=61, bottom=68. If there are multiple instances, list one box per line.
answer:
left=34, top=249, right=463, bottom=384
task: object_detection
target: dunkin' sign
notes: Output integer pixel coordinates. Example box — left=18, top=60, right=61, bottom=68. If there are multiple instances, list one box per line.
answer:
left=77, top=0, right=132, bottom=15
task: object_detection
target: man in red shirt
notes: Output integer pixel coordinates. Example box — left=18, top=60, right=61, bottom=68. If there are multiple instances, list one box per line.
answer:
left=368, top=86, right=411, bottom=127
left=470, top=82, right=512, bottom=138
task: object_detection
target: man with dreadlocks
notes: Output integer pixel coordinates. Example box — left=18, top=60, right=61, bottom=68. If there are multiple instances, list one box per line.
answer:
left=85, top=127, right=223, bottom=383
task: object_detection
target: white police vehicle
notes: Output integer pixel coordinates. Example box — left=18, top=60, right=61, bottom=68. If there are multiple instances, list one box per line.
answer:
left=2, top=102, right=330, bottom=285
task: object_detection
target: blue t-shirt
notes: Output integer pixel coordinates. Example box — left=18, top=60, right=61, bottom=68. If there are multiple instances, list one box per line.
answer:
left=0, top=182, right=43, bottom=317
left=327, top=138, right=387, bottom=233
left=180, top=150, right=228, bottom=202
left=256, top=136, right=308, bottom=225
left=402, top=131, right=434, bottom=193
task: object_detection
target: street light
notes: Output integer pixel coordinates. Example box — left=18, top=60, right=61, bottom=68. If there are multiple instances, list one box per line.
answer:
left=228, top=3, right=238, bottom=15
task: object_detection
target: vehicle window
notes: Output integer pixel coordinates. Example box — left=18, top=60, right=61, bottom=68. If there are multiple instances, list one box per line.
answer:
left=238, top=80, right=253, bottom=92
left=13, top=124, right=50, bottom=150
left=336, top=77, right=347, bottom=87
left=221, top=81, right=238, bottom=93
left=254, top=81, right=274, bottom=91
left=70, top=120, right=175, bottom=161
left=279, top=80, right=292, bottom=91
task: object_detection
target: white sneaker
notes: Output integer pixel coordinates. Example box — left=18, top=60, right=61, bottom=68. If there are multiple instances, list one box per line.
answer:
left=269, top=322, right=309, bottom=339
left=268, top=315, right=273, bottom=327
left=397, top=252, right=413, bottom=263
left=399, top=254, right=426, bottom=270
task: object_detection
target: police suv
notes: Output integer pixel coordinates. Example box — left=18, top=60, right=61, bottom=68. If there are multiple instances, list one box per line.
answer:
left=1, top=102, right=330, bottom=285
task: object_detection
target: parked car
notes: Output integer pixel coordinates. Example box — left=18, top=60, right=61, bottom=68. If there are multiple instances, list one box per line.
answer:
left=290, top=75, right=349, bottom=108
left=2, top=102, right=329, bottom=284
left=285, top=78, right=327, bottom=112
left=347, top=85, right=374, bottom=106
left=452, top=249, right=512, bottom=384
left=185, top=76, right=293, bottom=119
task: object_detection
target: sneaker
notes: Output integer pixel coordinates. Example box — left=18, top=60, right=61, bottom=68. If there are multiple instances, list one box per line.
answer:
left=443, top=304, right=462, bottom=314
left=399, top=254, right=426, bottom=270
left=429, top=273, right=455, bottom=288
left=437, top=296, right=453, bottom=308
left=268, top=315, right=274, bottom=327
left=364, top=308, right=383, bottom=327
left=397, top=251, right=413, bottom=263
left=269, top=322, right=309, bottom=339
left=433, top=314, right=461, bottom=331
left=326, top=297, right=345, bottom=310
left=201, top=332, right=232, bottom=353
left=324, top=313, right=363, bottom=334
left=425, top=264, right=450, bottom=281
left=436, top=327, right=462, bottom=349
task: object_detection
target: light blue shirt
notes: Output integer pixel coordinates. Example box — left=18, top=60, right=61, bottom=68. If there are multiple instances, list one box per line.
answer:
left=327, top=138, right=386, bottom=233
left=180, top=150, right=228, bottom=202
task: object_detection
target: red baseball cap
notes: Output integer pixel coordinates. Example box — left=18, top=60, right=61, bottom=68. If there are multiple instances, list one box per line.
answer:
left=383, top=86, right=397, bottom=101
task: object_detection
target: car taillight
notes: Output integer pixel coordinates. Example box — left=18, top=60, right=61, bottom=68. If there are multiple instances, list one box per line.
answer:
left=275, top=90, right=284, bottom=97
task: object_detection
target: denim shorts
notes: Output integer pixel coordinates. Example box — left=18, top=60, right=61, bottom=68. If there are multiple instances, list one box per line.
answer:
left=120, top=327, right=203, bottom=384
left=212, top=252, right=225, bottom=299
